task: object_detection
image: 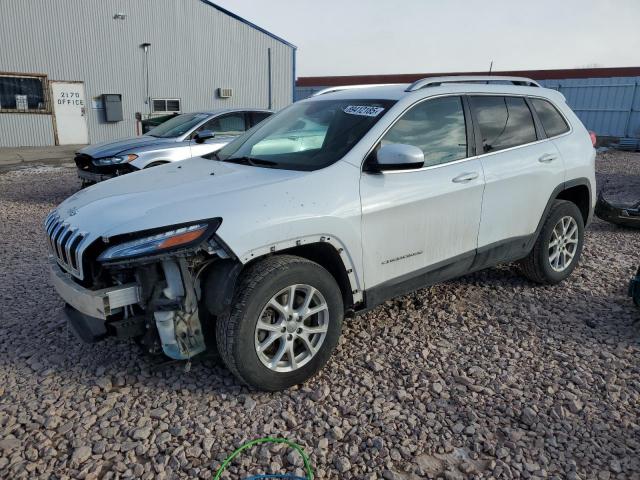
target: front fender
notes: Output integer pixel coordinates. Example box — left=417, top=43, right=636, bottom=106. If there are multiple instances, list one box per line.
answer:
left=129, top=145, right=191, bottom=169
left=213, top=160, right=365, bottom=304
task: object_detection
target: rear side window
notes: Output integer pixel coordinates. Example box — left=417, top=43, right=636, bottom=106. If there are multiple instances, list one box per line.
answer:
left=381, top=96, right=467, bottom=167
left=530, top=98, right=569, bottom=137
left=202, top=113, right=247, bottom=136
left=469, top=96, right=537, bottom=153
left=250, top=111, right=272, bottom=127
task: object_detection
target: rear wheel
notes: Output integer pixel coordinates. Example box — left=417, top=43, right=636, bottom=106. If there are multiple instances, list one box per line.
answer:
left=519, top=200, right=584, bottom=284
left=216, top=255, right=343, bottom=391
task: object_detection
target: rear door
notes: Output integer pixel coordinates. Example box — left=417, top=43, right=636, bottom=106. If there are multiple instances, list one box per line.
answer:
left=469, top=95, right=565, bottom=250
left=360, top=95, right=485, bottom=290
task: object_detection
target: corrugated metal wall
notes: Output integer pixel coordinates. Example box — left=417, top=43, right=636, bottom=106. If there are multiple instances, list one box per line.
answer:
left=0, top=0, right=294, bottom=147
left=539, top=77, right=640, bottom=139
left=296, top=77, right=640, bottom=139
left=0, top=114, right=55, bottom=147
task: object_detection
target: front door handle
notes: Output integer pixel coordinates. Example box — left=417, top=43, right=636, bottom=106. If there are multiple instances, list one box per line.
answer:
left=538, top=153, right=557, bottom=163
left=452, top=172, right=479, bottom=183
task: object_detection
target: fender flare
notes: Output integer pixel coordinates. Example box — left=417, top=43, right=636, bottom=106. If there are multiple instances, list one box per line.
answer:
left=526, top=177, right=593, bottom=252
left=238, top=234, right=363, bottom=305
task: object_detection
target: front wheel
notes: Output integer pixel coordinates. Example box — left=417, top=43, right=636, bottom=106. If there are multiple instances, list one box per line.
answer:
left=519, top=200, right=585, bottom=284
left=216, top=255, right=344, bottom=391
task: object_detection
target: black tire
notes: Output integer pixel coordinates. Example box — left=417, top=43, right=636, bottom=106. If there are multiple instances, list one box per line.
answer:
left=519, top=200, right=585, bottom=284
left=216, top=255, right=343, bottom=391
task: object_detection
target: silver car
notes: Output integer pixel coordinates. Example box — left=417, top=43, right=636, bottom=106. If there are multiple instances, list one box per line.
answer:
left=74, top=109, right=272, bottom=185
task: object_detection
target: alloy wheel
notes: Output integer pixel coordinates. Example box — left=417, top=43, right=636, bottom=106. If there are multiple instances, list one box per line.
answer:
left=254, top=284, right=329, bottom=372
left=548, top=215, right=579, bottom=272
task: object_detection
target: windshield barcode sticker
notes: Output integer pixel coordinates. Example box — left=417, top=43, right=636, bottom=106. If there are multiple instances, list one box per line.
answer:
left=343, top=105, right=385, bottom=117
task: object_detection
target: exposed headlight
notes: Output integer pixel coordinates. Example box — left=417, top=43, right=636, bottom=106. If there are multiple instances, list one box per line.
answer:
left=98, top=222, right=217, bottom=261
left=92, top=154, right=138, bottom=166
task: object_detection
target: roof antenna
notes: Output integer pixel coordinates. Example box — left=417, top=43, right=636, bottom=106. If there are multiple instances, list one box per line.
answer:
left=488, top=60, right=493, bottom=74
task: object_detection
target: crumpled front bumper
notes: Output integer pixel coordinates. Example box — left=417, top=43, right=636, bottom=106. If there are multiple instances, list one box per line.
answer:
left=50, top=259, right=144, bottom=342
left=49, top=258, right=140, bottom=320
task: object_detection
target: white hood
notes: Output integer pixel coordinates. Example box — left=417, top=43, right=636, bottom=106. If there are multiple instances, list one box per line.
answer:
left=55, top=157, right=304, bottom=239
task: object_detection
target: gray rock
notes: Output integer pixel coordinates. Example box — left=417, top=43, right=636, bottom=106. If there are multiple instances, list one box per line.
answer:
left=71, top=446, right=92, bottom=466
left=0, top=438, right=20, bottom=452
left=149, top=408, right=168, bottom=420
left=334, top=456, right=351, bottom=473
left=132, top=426, right=152, bottom=440
left=521, top=407, right=537, bottom=426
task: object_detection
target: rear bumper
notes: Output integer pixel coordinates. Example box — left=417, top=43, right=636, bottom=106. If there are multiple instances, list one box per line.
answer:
left=49, top=258, right=140, bottom=320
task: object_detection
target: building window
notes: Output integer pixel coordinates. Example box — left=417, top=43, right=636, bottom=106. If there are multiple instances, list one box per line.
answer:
left=152, top=98, right=181, bottom=113
left=0, top=73, right=49, bottom=113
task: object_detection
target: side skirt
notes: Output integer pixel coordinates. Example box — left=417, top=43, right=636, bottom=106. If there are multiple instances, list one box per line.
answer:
left=359, top=234, right=535, bottom=313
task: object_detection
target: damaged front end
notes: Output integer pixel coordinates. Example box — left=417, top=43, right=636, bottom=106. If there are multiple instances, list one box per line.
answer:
left=48, top=217, right=237, bottom=360
left=594, top=190, right=640, bottom=229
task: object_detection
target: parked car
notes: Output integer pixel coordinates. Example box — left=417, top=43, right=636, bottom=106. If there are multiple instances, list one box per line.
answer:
left=46, top=76, right=596, bottom=390
left=74, top=109, right=272, bottom=186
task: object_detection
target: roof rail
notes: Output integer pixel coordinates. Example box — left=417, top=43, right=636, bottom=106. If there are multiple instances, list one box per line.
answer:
left=311, top=84, right=397, bottom=97
left=405, top=76, right=541, bottom=92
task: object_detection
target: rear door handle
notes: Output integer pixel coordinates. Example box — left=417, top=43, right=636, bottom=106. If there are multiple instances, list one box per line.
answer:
left=452, top=172, right=479, bottom=183
left=538, top=153, right=557, bottom=163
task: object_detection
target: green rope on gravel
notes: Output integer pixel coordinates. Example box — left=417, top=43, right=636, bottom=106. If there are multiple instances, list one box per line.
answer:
left=213, top=437, right=314, bottom=480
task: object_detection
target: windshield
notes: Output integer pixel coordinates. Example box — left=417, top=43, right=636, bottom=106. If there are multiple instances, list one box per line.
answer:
left=147, top=113, right=208, bottom=138
left=215, top=99, right=396, bottom=171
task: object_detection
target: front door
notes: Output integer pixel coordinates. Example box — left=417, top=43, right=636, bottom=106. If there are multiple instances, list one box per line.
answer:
left=360, top=95, right=485, bottom=290
left=51, top=81, right=89, bottom=145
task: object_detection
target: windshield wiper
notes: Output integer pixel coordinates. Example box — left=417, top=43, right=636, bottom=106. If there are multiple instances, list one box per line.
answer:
left=224, top=156, right=278, bottom=167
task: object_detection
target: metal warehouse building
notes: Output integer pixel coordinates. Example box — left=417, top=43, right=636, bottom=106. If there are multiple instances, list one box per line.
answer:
left=0, top=0, right=295, bottom=147
left=297, top=67, right=640, bottom=144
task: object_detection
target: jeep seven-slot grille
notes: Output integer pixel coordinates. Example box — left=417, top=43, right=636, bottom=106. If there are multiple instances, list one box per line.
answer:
left=45, top=211, right=87, bottom=280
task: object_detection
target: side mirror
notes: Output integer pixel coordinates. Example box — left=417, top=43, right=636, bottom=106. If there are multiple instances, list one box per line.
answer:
left=368, top=143, right=424, bottom=172
left=194, top=130, right=215, bottom=144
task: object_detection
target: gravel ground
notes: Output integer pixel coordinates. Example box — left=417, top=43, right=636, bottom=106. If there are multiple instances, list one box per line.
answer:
left=0, top=152, right=639, bottom=480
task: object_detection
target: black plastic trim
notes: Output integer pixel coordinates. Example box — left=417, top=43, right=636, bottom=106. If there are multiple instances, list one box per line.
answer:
left=64, top=304, right=108, bottom=343
left=525, top=96, right=546, bottom=140
left=363, top=251, right=475, bottom=311
left=461, top=95, right=477, bottom=157
left=202, top=259, right=243, bottom=316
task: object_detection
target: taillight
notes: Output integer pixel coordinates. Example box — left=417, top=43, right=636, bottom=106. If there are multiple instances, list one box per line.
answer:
left=589, top=131, right=597, bottom=147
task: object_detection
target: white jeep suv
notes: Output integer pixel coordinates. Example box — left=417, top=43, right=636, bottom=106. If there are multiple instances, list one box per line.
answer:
left=46, top=76, right=596, bottom=391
